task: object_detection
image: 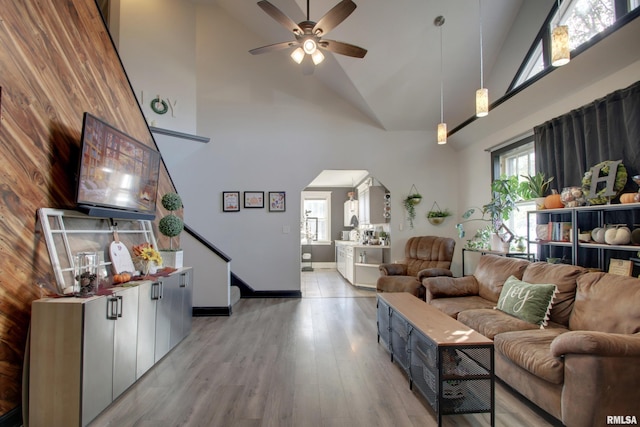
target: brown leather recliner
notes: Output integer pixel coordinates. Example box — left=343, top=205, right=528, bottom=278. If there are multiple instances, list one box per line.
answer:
left=377, top=236, right=455, bottom=300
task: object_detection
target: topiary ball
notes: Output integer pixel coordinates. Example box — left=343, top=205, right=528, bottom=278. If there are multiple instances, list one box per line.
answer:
left=161, top=192, right=182, bottom=212
left=158, top=214, right=184, bottom=238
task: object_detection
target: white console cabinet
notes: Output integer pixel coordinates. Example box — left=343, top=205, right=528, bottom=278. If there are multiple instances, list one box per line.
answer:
left=29, top=268, right=193, bottom=427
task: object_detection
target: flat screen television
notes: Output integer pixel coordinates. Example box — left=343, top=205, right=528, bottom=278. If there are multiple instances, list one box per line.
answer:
left=76, top=113, right=161, bottom=220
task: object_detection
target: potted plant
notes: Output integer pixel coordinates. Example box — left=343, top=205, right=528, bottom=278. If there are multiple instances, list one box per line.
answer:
left=378, top=230, right=389, bottom=245
left=426, top=204, right=452, bottom=225
left=456, top=175, right=520, bottom=251
left=158, top=192, right=184, bottom=268
left=521, top=172, right=554, bottom=209
left=403, top=193, right=422, bottom=228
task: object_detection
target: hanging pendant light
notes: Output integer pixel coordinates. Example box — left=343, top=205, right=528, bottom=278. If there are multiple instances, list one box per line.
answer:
left=551, top=0, right=570, bottom=67
left=476, top=0, right=489, bottom=117
left=435, top=16, right=446, bottom=145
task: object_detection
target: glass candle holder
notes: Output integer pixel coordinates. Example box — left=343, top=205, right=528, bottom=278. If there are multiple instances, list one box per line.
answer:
left=74, top=252, right=98, bottom=297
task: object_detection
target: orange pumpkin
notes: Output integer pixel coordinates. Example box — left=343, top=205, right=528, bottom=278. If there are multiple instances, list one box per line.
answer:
left=544, top=191, right=563, bottom=209
left=620, top=193, right=639, bottom=204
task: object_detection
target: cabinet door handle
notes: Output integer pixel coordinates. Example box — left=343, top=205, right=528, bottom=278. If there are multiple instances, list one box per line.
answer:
left=151, top=282, right=161, bottom=300
left=107, top=297, right=119, bottom=320
left=158, top=281, right=164, bottom=299
left=117, top=295, right=123, bottom=318
left=180, top=273, right=187, bottom=288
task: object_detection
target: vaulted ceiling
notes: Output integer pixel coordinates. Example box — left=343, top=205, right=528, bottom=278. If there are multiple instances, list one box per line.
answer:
left=204, top=0, right=555, bottom=132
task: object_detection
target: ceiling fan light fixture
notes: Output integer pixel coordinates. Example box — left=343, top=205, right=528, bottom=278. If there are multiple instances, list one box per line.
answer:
left=476, top=88, right=489, bottom=117
left=311, top=49, right=325, bottom=65
left=291, top=47, right=305, bottom=64
left=303, top=38, right=317, bottom=55
left=551, top=25, right=570, bottom=67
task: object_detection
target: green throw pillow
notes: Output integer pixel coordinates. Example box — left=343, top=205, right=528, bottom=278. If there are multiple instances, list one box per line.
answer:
left=496, top=276, right=558, bottom=328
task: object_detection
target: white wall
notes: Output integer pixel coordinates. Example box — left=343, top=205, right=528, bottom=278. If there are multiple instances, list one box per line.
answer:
left=116, top=2, right=460, bottom=294
left=117, top=0, right=197, bottom=133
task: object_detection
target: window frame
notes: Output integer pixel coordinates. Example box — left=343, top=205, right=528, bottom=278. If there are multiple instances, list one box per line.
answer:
left=508, top=0, right=640, bottom=93
left=301, top=191, right=332, bottom=245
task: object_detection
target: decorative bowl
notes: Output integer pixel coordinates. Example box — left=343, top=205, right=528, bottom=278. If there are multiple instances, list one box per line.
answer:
left=560, top=186, right=586, bottom=207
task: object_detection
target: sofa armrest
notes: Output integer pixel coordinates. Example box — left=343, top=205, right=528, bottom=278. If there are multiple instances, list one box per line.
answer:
left=422, top=276, right=479, bottom=299
left=379, top=263, right=407, bottom=276
left=417, top=268, right=453, bottom=281
left=551, top=331, right=640, bottom=357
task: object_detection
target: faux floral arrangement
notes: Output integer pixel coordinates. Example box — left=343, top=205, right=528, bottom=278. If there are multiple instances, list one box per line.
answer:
left=132, top=242, right=163, bottom=275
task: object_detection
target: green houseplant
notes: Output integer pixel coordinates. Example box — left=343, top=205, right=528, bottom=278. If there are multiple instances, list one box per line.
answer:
left=403, top=192, right=422, bottom=229
left=521, top=172, right=554, bottom=209
left=158, top=192, right=184, bottom=268
left=456, top=175, right=520, bottom=251
left=426, top=203, right=451, bottom=225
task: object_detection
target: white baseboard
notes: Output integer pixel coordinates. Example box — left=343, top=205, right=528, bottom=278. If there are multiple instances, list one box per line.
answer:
left=303, top=262, right=336, bottom=270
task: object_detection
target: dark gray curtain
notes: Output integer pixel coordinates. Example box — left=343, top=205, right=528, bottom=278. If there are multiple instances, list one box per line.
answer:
left=535, top=80, right=640, bottom=192
left=533, top=80, right=640, bottom=268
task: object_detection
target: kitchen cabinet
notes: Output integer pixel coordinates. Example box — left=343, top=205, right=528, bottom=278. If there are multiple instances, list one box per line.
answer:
left=358, top=184, right=387, bottom=225
left=336, top=241, right=389, bottom=288
left=344, top=200, right=359, bottom=226
left=527, top=202, right=640, bottom=269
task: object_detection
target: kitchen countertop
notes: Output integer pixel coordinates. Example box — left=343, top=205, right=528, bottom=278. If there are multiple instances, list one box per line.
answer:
left=335, top=240, right=389, bottom=248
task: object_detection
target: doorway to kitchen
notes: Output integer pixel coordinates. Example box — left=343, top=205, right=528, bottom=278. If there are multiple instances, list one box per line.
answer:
left=300, top=170, right=391, bottom=297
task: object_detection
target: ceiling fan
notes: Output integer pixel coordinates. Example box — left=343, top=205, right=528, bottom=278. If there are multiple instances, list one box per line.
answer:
left=249, top=0, right=367, bottom=75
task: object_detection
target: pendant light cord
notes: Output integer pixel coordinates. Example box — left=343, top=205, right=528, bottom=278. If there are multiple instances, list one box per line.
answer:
left=479, top=0, right=483, bottom=89
left=439, top=22, right=444, bottom=123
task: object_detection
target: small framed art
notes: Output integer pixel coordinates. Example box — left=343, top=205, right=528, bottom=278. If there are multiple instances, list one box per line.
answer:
left=244, top=191, right=264, bottom=208
left=222, top=191, right=240, bottom=212
left=268, top=191, right=286, bottom=212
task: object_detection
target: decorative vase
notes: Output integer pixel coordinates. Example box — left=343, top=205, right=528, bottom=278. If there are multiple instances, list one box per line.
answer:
left=534, top=197, right=546, bottom=210
left=160, top=250, right=183, bottom=269
left=490, top=233, right=509, bottom=252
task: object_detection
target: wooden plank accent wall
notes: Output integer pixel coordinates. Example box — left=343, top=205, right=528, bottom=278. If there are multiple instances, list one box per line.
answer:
left=0, top=0, right=178, bottom=416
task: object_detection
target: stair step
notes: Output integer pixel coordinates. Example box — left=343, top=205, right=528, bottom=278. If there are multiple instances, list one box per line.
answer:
left=230, top=285, right=241, bottom=306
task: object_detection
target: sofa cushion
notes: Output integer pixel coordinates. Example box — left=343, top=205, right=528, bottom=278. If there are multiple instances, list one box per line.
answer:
left=428, top=296, right=494, bottom=319
left=474, top=255, right=530, bottom=303
left=457, top=309, right=541, bottom=339
left=494, top=329, right=568, bottom=385
left=496, top=276, right=557, bottom=328
left=521, top=262, right=587, bottom=326
left=569, top=272, right=640, bottom=334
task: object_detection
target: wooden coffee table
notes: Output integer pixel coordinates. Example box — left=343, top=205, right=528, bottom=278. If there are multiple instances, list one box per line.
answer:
left=377, top=292, right=495, bottom=426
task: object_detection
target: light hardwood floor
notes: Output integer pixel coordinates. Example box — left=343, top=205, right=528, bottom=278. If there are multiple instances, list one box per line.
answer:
left=90, top=270, right=556, bottom=427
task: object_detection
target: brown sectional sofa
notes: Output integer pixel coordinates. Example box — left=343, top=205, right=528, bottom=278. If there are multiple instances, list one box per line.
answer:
left=422, top=254, right=640, bottom=427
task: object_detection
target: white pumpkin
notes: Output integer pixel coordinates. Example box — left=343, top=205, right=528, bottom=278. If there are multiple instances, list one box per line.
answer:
left=591, top=227, right=607, bottom=243
left=604, top=226, right=631, bottom=245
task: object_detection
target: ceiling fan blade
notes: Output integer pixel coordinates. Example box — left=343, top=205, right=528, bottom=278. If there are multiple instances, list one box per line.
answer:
left=313, top=0, right=356, bottom=36
left=320, top=39, right=367, bottom=58
left=301, top=55, right=315, bottom=75
left=257, top=1, right=303, bottom=34
left=249, top=41, right=297, bottom=55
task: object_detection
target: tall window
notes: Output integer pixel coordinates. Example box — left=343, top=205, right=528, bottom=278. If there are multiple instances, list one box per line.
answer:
left=301, top=191, right=331, bottom=244
left=510, top=0, right=639, bottom=91
left=493, top=138, right=537, bottom=252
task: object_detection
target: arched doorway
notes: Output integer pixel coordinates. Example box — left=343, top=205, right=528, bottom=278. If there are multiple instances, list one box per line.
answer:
left=300, top=170, right=391, bottom=297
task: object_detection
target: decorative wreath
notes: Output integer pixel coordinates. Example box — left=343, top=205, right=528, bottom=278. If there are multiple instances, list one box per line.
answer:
left=150, top=97, right=168, bottom=115
left=581, top=160, right=627, bottom=205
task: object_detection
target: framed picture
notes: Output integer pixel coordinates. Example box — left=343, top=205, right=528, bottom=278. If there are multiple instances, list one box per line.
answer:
left=244, top=191, right=264, bottom=208
left=268, top=191, right=286, bottom=212
left=222, top=191, right=240, bottom=212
